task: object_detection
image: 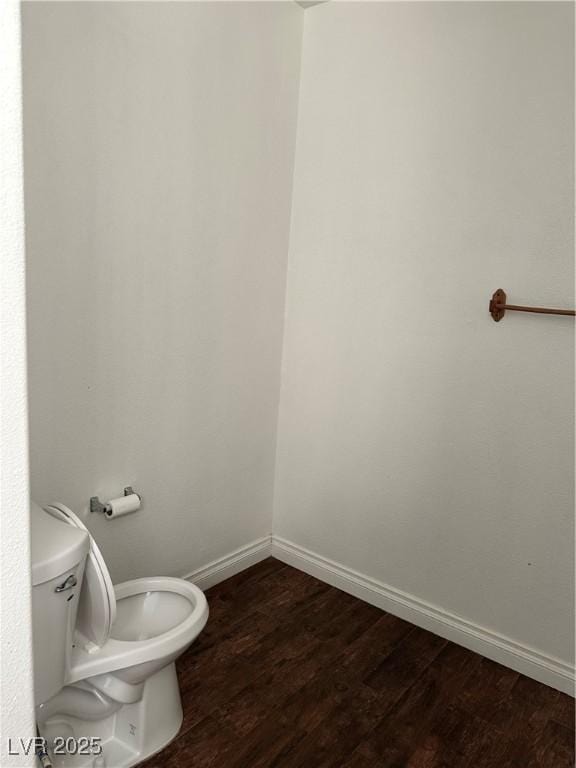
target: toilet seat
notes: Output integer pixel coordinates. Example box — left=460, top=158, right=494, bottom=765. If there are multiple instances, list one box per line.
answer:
left=67, top=577, right=208, bottom=685
left=44, top=503, right=116, bottom=648
left=42, top=502, right=209, bottom=689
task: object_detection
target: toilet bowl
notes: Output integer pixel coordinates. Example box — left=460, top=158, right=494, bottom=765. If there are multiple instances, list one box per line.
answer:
left=32, top=502, right=209, bottom=768
left=69, top=576, right=207, bottom=685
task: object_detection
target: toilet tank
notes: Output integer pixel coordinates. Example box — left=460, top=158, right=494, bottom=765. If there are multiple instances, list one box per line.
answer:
left=31, top=502, right=89, bottom=706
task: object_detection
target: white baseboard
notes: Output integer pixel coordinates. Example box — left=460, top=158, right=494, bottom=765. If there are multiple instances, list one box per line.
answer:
left=179, top=533, right=574, bottom=695
left=271, top=536, right=575, bottom=697
left=182, top=535, right=272, bottom=591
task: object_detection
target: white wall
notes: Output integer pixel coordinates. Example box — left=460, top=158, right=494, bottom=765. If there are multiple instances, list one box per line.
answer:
left=22, top=0, right=574, bottom=692
left=23, top=1, right=302, bottom=583
left=274, top=0, right=574, bottom=672
left=0, top=0, right=35, bottom=762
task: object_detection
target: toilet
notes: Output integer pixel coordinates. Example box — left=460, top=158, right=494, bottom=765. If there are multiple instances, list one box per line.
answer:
left=31, top=501, right=209, bottom=768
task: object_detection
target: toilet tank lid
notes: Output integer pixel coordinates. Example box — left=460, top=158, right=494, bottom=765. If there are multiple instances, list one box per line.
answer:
left=31, top=501, right=89, bottom=585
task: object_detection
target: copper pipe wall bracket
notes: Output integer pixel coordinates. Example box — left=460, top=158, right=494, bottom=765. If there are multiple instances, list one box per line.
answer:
left=489, top=289, right=507, bottom=322
left=489, top=288, right=576, bottom=322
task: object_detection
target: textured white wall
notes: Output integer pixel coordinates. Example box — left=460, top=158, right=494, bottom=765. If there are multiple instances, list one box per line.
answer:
left=0, top=0, right=35, bottom=763
left=274, top=2, right=575, bottom=666
left=22, top=0, right=574, bottom=686
left=23, top=2, right=302, bottom=583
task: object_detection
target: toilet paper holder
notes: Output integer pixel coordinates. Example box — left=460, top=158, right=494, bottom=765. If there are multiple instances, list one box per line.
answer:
left=90, top=487, right=141, bottom=515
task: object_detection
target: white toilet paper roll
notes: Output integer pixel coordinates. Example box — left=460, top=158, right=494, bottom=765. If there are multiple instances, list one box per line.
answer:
left=105, top=493, right=141, bottom=519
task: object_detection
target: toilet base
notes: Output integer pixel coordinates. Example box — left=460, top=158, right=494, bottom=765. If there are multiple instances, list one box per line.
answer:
left=41, top=663, right=183, bottom=768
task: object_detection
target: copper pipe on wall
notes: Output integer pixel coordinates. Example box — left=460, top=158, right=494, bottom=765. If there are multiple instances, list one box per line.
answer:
left=489, top=289, right=576, bottom=322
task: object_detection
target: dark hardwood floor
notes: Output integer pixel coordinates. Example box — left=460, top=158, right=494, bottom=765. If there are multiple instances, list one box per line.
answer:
left=141, top=558, right=575, bottom=768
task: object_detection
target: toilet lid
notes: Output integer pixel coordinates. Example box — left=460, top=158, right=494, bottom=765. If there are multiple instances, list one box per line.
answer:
left=44, top=503, right=116, bottom=648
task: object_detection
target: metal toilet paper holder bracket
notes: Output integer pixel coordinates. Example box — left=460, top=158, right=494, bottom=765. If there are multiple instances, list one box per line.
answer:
left=90, top=486, right=141, bottom=514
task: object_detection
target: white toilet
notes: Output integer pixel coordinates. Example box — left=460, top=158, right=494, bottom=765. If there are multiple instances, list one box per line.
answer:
left=31, top=501, right=209, bottom=768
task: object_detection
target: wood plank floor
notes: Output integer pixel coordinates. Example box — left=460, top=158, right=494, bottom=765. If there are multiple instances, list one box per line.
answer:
left=141, top=558, right=574, bottom=768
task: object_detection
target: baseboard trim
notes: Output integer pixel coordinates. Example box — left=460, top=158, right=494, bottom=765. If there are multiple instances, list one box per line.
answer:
left=182, top=535, right=272, bottom=591
left=271, top=536, right=575, bottom=697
